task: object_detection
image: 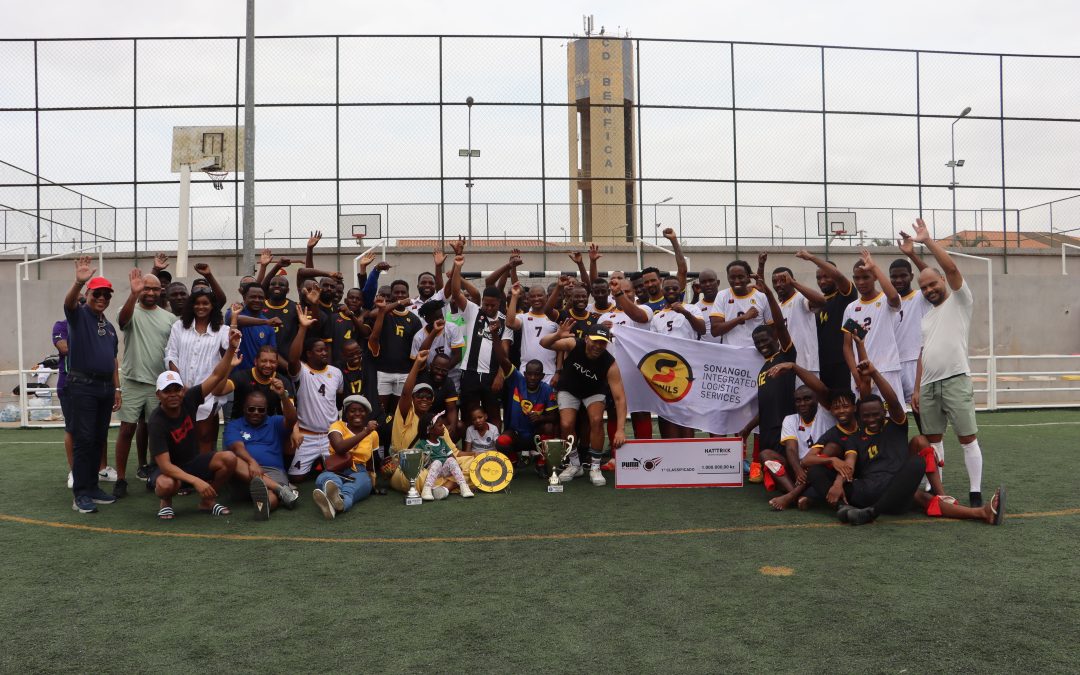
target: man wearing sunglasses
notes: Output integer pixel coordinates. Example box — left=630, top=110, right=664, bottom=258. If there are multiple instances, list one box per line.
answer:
left=64, top=256, right=122, bottom=514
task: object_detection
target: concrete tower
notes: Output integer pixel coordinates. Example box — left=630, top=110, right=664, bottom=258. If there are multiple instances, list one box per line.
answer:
left=567, top=36, right=637, bottom=243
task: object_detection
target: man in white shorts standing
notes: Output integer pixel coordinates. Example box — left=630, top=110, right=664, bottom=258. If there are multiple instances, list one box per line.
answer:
left=287, top=308, right=344, bottom=481
left=906, top=218, right=986, bottom=507
left=841, top=249, right=903, bottom=400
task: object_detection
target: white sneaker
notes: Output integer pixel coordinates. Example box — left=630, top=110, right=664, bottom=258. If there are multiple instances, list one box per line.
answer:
left=558, top=462, right=584, bottom=483
left=421, top=485, right=434, bottom=501
left=432, top=486, right=450, bottom=501
left=66, top=471, right=73, bottom=489
left=98, top=466, right=118, bottom=482
left=460, top=485, right=475, bottom=498
left=312, top=489, right=335, bottom=520
left=324, top=481, right=345, bottom=512
left=589, top=467, right=607, bottom=486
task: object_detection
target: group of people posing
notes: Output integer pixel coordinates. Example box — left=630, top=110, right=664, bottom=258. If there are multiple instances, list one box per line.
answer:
left=57, top=220, right=1003, bottom=526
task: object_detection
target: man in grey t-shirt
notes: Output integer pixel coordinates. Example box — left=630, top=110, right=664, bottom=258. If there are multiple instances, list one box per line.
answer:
left=903, top=218, right=985, bottom=508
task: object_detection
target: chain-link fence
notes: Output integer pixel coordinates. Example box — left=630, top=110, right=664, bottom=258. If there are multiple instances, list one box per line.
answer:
left=1, top=35, right=1079, bottom=265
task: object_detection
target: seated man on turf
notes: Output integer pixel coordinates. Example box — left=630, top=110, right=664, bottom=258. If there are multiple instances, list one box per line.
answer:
left=804, top=357, right=1005, bottom=526
left=495, top=358, right=558, bottom=469
left=223, top=380, right=300, bottom=520
left=759, top=364, right=832, bottom=511
left=312, top=394, right=380, bottom=520
left=148, top=328, right=242, bottom=520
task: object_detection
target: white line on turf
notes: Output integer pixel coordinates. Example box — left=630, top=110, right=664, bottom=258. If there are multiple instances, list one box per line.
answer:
left=978, top=422, right=1080, bottom=428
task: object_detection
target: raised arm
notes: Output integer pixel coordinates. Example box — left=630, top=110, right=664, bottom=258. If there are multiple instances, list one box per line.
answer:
left=795, top=249, right=852, bottom=296
left=907, top=218, right=962, bottom=291
left=858, top=358, right=905, bottom=424
left=288, top=308, right=314, bottom=378
left=754, top=274, right=791, bottom=349
left=193, top=262, right=228, bottom=308
left=504, top=283, right=523, bottom=330
left=66, top=256, right=95, bottom=311
left=269, top=377, right=297, bottom=434
left=785, top=271, right=827, bottom=309
left=859, top=248, right=900, bottom=309
left=201, top=327, right=241, bottom=398
left=611, top=278, right=649, bottom=324
left=432, top=246, right=446, bottom=290
left=447, top=255, right=468, bottom=312
left=543, top=275, right=571, bottom=321
left=398, top=349, right=429, bottom=417
left=568, top=250, right=590, bottom=287
left=304, top=230, right=321, bottom=270
left=662, top=228, right=688, bottom=291
left=367, top=296, right=390, bottom=357
left=897, top=232, right=929, bottom=272
left=588, top=244, right=602, bottom=287
left=768, top=361, right=829, bottom=408
left=539, top=318, right=579, bottom=352
left=118, top=268, right=144, bottom=330
left=255, top=248, right=272, bottom=285
left=362, top=260, right=387, bottom=309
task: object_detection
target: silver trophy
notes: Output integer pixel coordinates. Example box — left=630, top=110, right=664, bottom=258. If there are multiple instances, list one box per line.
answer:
left=536, top=435, right=575, bottom=493
left=398, top=449, right=427, bottom=506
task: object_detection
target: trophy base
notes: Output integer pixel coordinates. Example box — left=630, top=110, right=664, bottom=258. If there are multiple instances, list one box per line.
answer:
left=405, top=496, right=423, bottom=506
left=546, top=484, right=564, bottom=493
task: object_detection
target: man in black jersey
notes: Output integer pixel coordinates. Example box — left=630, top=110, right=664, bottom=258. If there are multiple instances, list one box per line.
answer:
left=261, top=274, right=300, bottom=363
left=737, top=276, right=795, bottom=482
left=558, top=283, right=596, bottom=339
left=418, top=352, right=461, bottom=439
left=368, top=293, right=421, bottom=415
left=795, top=250, right=856, bottom=391
left=220, top=344, right=296, bottom=420
left=806, top=359, right=1004, bottom=526
left=540, top=322, right=627, bottom=487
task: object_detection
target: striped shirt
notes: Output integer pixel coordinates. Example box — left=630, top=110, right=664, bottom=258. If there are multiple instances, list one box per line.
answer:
left=165, top=320, right=230, bottom=389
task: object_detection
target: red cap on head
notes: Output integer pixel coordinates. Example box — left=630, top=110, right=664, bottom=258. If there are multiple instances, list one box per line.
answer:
left=87, top=277, right=113, bottom=291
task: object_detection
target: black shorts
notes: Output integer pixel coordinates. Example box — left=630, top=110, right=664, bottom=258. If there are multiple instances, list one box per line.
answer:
left=459, top=371, right=498, bottom=409
left=147, top=452, right=216, bottom=489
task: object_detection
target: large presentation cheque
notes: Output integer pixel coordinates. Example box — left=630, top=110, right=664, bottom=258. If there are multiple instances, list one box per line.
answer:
left=615, top=437, right=744, bottom=489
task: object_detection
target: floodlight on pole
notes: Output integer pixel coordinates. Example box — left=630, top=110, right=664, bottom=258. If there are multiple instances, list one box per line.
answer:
left=653, top=196, right=673, bottom=245
left=262, top=228, right=273, bottom=249
left=949, top=106, right=971, bottom=240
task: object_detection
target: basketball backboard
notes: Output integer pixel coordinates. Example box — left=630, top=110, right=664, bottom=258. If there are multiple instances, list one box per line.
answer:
left=817, top=211, right=856, bottom=238
left=338, top=213, right=382, bottom=243
left=171, top=126, right=245, bottom=173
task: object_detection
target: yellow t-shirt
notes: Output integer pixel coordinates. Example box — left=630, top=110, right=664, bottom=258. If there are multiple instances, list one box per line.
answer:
left=327, top=420, right=379, bottom=472
left=390, top=404, right=455, bottom=452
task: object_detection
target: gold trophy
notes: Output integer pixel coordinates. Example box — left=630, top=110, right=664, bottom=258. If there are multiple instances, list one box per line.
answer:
left=398, top=449, right=427, bottom=506
left=536, top=435, right=574, bottom=493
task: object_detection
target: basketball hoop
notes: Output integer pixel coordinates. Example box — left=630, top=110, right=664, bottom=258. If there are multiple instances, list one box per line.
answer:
left=352, top=232, right=366, bottom=245
left=204, top=168, right=228, bottom=191
left=834, top=230, right=847, bottom=239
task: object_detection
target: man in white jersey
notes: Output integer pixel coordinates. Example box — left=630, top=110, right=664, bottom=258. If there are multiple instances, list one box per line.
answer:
left=893, top=238, right=933, bottom=407
left=759, top=252, right=825, bottom=381
left=650, top=277, right=705, bottom=341
left=710, top=260, right=773, bottom=346
left=841, top=248, right=903, bottom=400
left=411, top=300, right=464, bottom=367
left=693, top=269, right=723, bottom=343
left=504, top=283, right=559, bottom=384
left=767, top=367, right=834, bottom=512
left=596, top=278, right=653, bottom=332
left=906, top=219, right=986, bottom=507
left=287, top=309, right=344, bottom=481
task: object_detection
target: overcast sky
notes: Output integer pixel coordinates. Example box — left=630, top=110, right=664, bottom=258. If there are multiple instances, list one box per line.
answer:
left=2, top=0, right=1079, bottom=250
left=3, top=0, right=1078, bottom=55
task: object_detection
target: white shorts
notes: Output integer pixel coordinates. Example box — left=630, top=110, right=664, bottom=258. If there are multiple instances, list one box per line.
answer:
left=289, top=432, right=329, bottom=477
left=900, top=360, right=918, bottom=405
left=851, top=369, right=905, bottom=407
left=377, top=371, right=409, bottom=396
left=556, top=390, right=607, bottom=411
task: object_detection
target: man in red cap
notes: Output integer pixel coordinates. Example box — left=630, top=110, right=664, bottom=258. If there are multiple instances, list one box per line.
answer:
left=64, top=256, right=122, bottom=514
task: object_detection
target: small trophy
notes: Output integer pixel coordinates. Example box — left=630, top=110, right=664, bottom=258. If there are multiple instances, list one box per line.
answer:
left=398, top=449, right=426, bottom=506
left=536, top=435, right=575, bottom=493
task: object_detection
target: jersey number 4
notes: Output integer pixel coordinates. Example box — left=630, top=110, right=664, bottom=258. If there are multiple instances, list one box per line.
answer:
left=317, top=383, right=327, bottom=396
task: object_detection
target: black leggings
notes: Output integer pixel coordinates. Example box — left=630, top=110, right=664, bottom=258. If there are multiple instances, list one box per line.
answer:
left=806, top=455, right=925, bottom=515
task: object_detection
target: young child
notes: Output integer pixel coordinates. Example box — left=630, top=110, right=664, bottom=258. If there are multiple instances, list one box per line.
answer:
left=416, top=411, right=474, bottom=501
left=464, top=408, right=500, bottom=453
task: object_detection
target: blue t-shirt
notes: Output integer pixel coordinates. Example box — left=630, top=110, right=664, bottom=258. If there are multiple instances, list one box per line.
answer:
left=51, top=320, right=69, bottom=390
left=62, top=303, right=118, bottom=376
left=504, top=369, right=557, bottom=437
left=226, top=308, right=278, bottom=373
left=222, top=414, right=289, bottom=471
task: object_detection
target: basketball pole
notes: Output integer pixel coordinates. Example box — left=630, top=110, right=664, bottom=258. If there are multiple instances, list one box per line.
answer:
left=241, top=0, right=256, bottom=275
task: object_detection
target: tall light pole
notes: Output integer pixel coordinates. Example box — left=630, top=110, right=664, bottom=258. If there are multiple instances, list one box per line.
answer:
left=774, top=224, right=784, bottom=247
left=653, top=196, right=673, bottom=245
left=458, top=97, right=480, bottom=242
left=948, top=106, right=971, bottom=240
left=242, top=0, right=256, bottom=275
left=262, top=228, right=273, bottom=249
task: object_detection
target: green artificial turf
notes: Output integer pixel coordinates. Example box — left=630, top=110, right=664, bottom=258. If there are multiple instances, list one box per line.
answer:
left=1, top=410, right=1078, bottom=673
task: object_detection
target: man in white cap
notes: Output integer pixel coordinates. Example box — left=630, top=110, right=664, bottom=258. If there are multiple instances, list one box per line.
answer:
left=146, top=328, right=242, bottom=520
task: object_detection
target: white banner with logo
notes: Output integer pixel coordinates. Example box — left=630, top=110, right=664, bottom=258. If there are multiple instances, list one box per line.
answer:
left=610, top=325, right=764, bottom=435
left=615, top=438, right=744, bottom=488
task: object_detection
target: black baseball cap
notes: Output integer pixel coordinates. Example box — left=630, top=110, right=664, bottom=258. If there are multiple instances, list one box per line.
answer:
left=587, top=325, right=612, bottom=343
